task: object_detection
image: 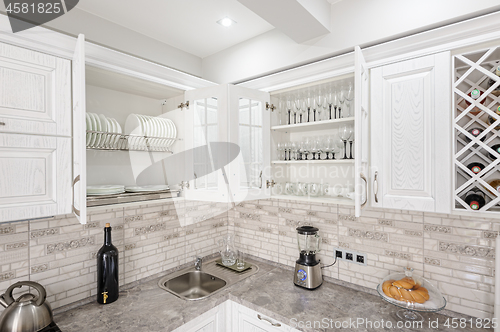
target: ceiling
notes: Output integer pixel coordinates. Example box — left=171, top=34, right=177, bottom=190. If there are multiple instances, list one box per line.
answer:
left=76, top=0, right=277, bottom=58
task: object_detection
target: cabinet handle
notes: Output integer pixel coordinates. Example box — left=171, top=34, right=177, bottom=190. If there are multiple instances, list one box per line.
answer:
left=259, top=171, right=263, bottom=189
left=72, top=175, right=81, bottom=217
left=0, top=122, right=5, bottom=126
left=257, top=314, right=281, bottom=327
left=360, top=173, right=368, bottom=208
left=373, top=171, right=379, bottom=203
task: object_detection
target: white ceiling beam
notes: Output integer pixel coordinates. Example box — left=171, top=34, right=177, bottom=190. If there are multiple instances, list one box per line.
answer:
left=237, top=0, right=331, bottom=43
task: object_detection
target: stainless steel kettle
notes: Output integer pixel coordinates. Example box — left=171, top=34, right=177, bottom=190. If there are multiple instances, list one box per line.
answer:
left=0, top=281, right=53, bottom=332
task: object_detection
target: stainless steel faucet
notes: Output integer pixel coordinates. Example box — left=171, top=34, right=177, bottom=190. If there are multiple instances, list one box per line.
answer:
left=194, top=256, right=202, bottom=271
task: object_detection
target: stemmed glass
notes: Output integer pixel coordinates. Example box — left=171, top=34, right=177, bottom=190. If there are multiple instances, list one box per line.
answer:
left=339, top=125, right=352, bottom=159
left=278, top=97, right=284, bottom=125
left=332, top=88, right=339, bottom=119
left=277, top=142, right=284, bottom=160
left=348, top=125, right=354, bottom=159
left=310, top=137, right=319, bottom=160
left=339, top=86, right=346, bottom=118
left=299, top=140, right=306, bottom=160
left=306, top=89, right=313, bottom=122
left=316, top=89, right=323, bottom=122
left=286, top=94, right=293, bottom=125
left=290, top=94, right=300, bottom=124
left=335, top=137, right=344, bottom=160
left=345, top=82, right=354, bottom=117
left=290, top=141, right=298, bottom=161
left=322, top=136, right=332, bottom=160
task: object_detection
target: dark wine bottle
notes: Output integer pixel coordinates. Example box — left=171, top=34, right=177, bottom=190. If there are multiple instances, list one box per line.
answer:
left=467, top=162, right=485, bottom=175
left=487, top=65, right=500, bottom=97
left=466, top=89, right=485, bottom=115
left=465, top=190, right=485, bottom=211
left=466, top=128, right=486, bottom=142
left=97, top=223, right=119, bottom=304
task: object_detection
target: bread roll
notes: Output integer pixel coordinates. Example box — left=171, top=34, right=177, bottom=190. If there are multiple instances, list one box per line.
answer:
left=414, top=287, right=430, bottom=301
left=389, top=286, right=403, bottom=301
left=382, top=280, right=395, bottom=297
left=399, top=288, right=414, bottom=302
left=393, top=277, right=416, bottom=289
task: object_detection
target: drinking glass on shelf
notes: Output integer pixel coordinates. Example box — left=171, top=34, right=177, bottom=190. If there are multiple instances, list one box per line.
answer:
left=314, top=136, right=322, bottom=160
left=345, top=82, right=354, bottom=117
left=286, top=94, right=293, bottom=125
left=277, top=142, right=283, bottom=161
left=333, top=88, right=339, bottom=119
left=310, top=137, right=319, bottom=160
left=278, top=97, right=284, bottom=125
left=321, top=136, right=331, bottom=160
left=293, top=182, right=302, bottom=196
left=335, top=136, right=344, bottom=160
left=339, top=86, right=346, bottom=118
left=273, top=182, right=284, bottom=195
left=348, top=126, right=354, bottom=159
left=293, top=94, right=300, bottom=125
left=316, top=90, right=323, bottom=122
left=298, top=140, right=306, bottom=161
left=283, top=142, right=289, bottom=161
left=321, top=183, right=329, bottom=196
left=339, top=125, right=352, bottom=159
left=306, top=89, right=313, bottom=122
left=308, top=183, right=321, bottom=197
left=290, top=141, right=297, bottom=161
left=298, top=182, right=308, bottom=196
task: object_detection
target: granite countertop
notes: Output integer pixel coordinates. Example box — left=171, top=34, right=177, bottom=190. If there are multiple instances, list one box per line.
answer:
left=55, top=258, right=490, bottom=332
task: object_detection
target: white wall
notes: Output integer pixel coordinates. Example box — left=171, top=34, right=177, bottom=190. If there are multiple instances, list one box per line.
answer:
left=202, top=0, right=500, bottom=83
left=41, top=9, right=203, bottom=78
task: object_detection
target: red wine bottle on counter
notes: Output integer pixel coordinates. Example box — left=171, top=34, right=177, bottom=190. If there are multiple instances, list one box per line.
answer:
left=488, top=65, right=500, bottom=97
left=97, top=223, right=119, bottom=304
left=465, top=190, right=485, bottom=211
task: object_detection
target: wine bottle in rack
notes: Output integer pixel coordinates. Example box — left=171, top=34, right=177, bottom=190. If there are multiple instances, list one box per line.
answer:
left=487, top=115, right=500, bottom=130
left=467, top=162, right=485, bottom=175
left=97, top=223, right=119, bottom=305
left=466, top=89, right=485, bottom=115
left=466, top=128, right=486, bottom=142
left=487, top=179, right=500, bottom=195
left=488, top=144, right=500, bottom=160
left=487, top=65, right=500, bottom=97
left=464, top=190, right=486, bottom=210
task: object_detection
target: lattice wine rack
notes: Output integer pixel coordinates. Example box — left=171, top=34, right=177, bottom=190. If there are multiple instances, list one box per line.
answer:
left=454, top=45, right=500, bottom=213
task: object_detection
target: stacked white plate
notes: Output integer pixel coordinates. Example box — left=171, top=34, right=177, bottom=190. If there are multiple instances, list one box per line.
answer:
left=125, top=114, right=177, bottom=151
left=125, top=185, right=170, bottom=192
left=87, top=185, right=125, bottom=196
left=86, top=113, right=123, bottom=149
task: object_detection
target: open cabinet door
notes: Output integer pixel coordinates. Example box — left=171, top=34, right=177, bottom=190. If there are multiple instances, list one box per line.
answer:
left=228, top=85, right=270, bottom=203
left=354, top=46, right=369, bottom=217
left=184, top=85, right=231, bottom=204
left=72, top=34, right=86, bottom=224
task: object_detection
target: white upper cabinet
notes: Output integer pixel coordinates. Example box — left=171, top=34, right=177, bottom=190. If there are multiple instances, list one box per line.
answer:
left=0, top=41, right=71, bottom=137
left=0, top=40, right=73, bottom=223
left=183, top=84, right=270, bottom=204
left=370, top=52, right=452, bottom=213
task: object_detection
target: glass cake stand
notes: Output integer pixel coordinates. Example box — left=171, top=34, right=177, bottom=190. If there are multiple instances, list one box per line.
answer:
left=376, top=268, right=446, bottom=321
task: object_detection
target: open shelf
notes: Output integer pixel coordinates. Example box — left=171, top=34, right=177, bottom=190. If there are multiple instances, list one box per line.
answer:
left=271, top=117, right=354, bottom=132
left=272, top=159, right=354, bottom=164
left=271, top=194, right=354, bottom=206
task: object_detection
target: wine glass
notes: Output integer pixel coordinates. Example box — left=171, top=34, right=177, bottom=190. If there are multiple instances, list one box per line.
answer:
left=332, top=87, right=339, bottom=119
left=290, top=141, right=297, bottom=161
left=316, top=89, right=323, bottom=122
left=339, top=125, right=351, bottom=159
left=339, top=86, right=346, bottom=118
left=298, top=140, right=306, bottom=161
left=277, top=142, right=283, bottom=161
left=348, top=125, right=354, bottom=159
left=293, top=94, right=301, bottom=125
left=286, top=94, right=293, bottom=125
left=310, top=137, right=319, bottom=160
left=322, top=136, right=332, bottom=160
left=345, top=82, right=354, bottom=117
left=306, top=89, right=313, bottom=122
left=277, top=97, right=284, bottom=125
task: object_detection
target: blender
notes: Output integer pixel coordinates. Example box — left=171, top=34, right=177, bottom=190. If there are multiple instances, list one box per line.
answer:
left=294, top=226, right=323, bottom=289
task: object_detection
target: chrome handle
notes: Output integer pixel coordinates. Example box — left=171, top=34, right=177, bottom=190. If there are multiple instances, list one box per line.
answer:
left=259, top=171, right=263, bottom=189
left=185, top=181, right=190, bottom=189
left=373, top=171, right=379, bottom=203
left=72, top=175, right=81, bottom=217
left=257, top=314, right=281, bottom=327
left=360, top=173, right=368, bottom=208
left=0, top=122, right=5, bottom=126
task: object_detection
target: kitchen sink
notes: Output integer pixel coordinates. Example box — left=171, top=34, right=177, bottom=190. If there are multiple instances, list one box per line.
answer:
left=158, top=258, right=259, bottom=300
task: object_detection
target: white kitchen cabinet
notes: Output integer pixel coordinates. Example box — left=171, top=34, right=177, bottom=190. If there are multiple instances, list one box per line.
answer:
left=0, top=133, right=71, bottom=222
left=231, top=301, right=298, bottom=332
left=172, top=303, right=226, bottom=332
left=370, top=52, right=452, bottom=213
left=183, top=84, right=270, bottom=204
left=0, top=41, right=71, bottom=137
left=0, top=39, right=74, bottom=223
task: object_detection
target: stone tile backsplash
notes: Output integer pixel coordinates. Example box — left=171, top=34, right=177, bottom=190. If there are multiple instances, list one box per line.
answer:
left=0, top=197, right=498, bottom=320
left=0, top=199, right=228, bottom=315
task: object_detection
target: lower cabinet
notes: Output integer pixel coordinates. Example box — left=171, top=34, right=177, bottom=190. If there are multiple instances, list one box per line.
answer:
left=173, top=301, right=298, bottom=332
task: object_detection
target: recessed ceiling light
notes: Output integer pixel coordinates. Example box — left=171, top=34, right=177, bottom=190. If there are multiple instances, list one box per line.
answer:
left=217, top=17, right=236, bottom=27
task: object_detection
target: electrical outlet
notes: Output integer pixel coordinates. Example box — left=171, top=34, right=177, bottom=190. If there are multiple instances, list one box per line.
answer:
left=356, top=253, right=366, bottom=265
left=345, top=252, right=353, bottom=261
left=335, top=250, right=343, bottom=259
